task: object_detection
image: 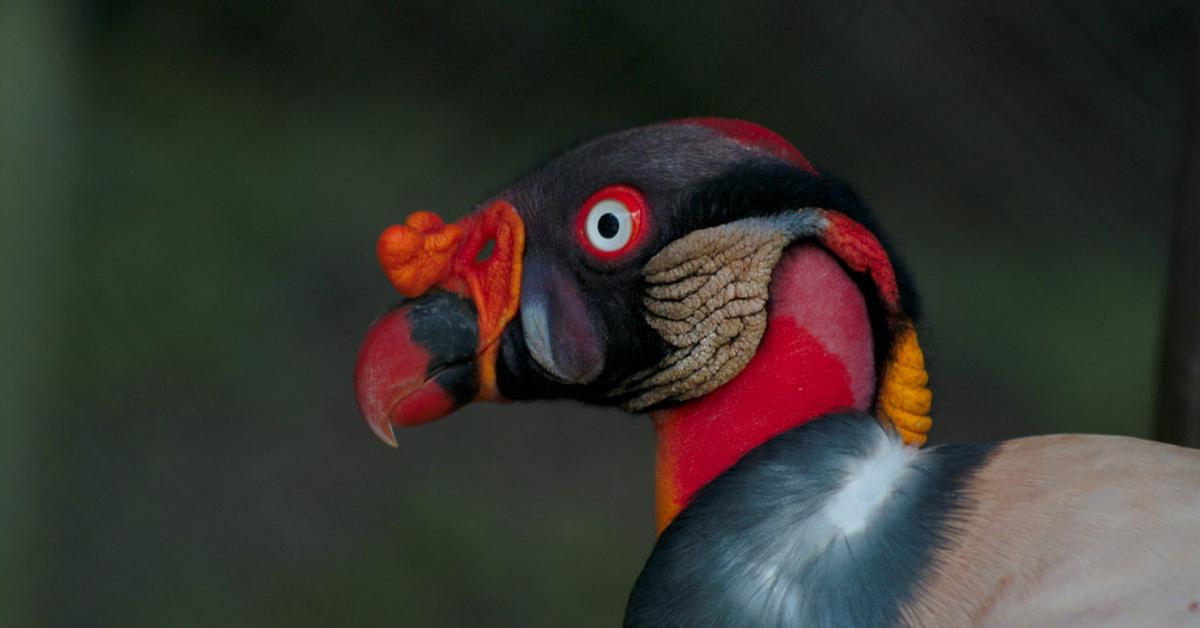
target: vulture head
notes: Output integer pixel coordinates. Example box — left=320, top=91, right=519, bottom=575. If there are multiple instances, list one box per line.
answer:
left=354, top=119, right=930, bottom=531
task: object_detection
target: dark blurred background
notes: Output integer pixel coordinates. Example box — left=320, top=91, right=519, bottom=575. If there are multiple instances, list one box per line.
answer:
left=2, top=1, right=1192, bottom=626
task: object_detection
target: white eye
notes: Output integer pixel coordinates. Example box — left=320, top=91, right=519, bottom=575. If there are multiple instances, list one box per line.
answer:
left=575, top=185, right=647, bottom=259
left=584, top=198, right=634, bottom=253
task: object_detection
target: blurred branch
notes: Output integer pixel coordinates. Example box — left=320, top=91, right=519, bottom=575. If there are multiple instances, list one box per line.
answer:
left=1156, top=11, right=1200, bottom=448
left=0, top=0, right=74, bottom=622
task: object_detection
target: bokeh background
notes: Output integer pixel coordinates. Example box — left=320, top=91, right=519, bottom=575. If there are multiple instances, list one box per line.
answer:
left=3, top=1, right=1193, bottom=626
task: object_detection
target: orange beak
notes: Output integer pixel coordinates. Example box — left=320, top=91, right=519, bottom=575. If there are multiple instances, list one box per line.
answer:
left=354, top=201, right=525, bottom=445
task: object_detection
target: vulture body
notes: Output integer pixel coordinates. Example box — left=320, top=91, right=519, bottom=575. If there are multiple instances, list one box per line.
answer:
left=352, top=119, right=1200, bottom=626
left=627, top=415, right=1200, bottom=627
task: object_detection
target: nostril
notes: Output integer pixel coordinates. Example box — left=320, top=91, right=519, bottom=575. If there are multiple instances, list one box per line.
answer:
left=475, top=239, right=495, bottom=263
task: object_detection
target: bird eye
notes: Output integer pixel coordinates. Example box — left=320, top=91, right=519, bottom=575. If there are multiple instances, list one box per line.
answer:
left=575, top=185, right=647, bottom=259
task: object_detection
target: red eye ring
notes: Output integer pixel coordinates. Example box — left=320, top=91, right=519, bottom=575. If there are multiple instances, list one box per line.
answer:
left=574, top=185, right=648, bottom=260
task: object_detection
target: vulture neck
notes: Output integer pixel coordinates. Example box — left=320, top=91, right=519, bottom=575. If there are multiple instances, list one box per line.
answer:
left=650, top=245, right=877, bottom=534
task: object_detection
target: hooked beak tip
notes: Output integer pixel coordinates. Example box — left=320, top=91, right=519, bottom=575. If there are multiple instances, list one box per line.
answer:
left=368, top=414, right=399, bottom=448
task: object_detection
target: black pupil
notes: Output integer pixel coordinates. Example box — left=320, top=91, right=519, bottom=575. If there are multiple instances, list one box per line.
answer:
left=597, top=213, right=620, bottom=239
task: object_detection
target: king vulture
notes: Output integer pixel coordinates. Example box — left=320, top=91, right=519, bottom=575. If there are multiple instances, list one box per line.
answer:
left=353, top=119, right=1200, bottom=627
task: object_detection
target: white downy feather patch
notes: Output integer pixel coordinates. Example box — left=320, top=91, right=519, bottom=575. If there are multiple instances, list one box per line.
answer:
left=822, top=428, right=918, bottom=537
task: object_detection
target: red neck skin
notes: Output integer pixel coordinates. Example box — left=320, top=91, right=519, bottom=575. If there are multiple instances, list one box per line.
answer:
left=650, top=245, right=876, bottom=533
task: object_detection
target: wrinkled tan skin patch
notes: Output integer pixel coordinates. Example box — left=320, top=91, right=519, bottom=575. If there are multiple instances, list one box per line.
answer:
left=620, top=221, right=792, bottom=410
